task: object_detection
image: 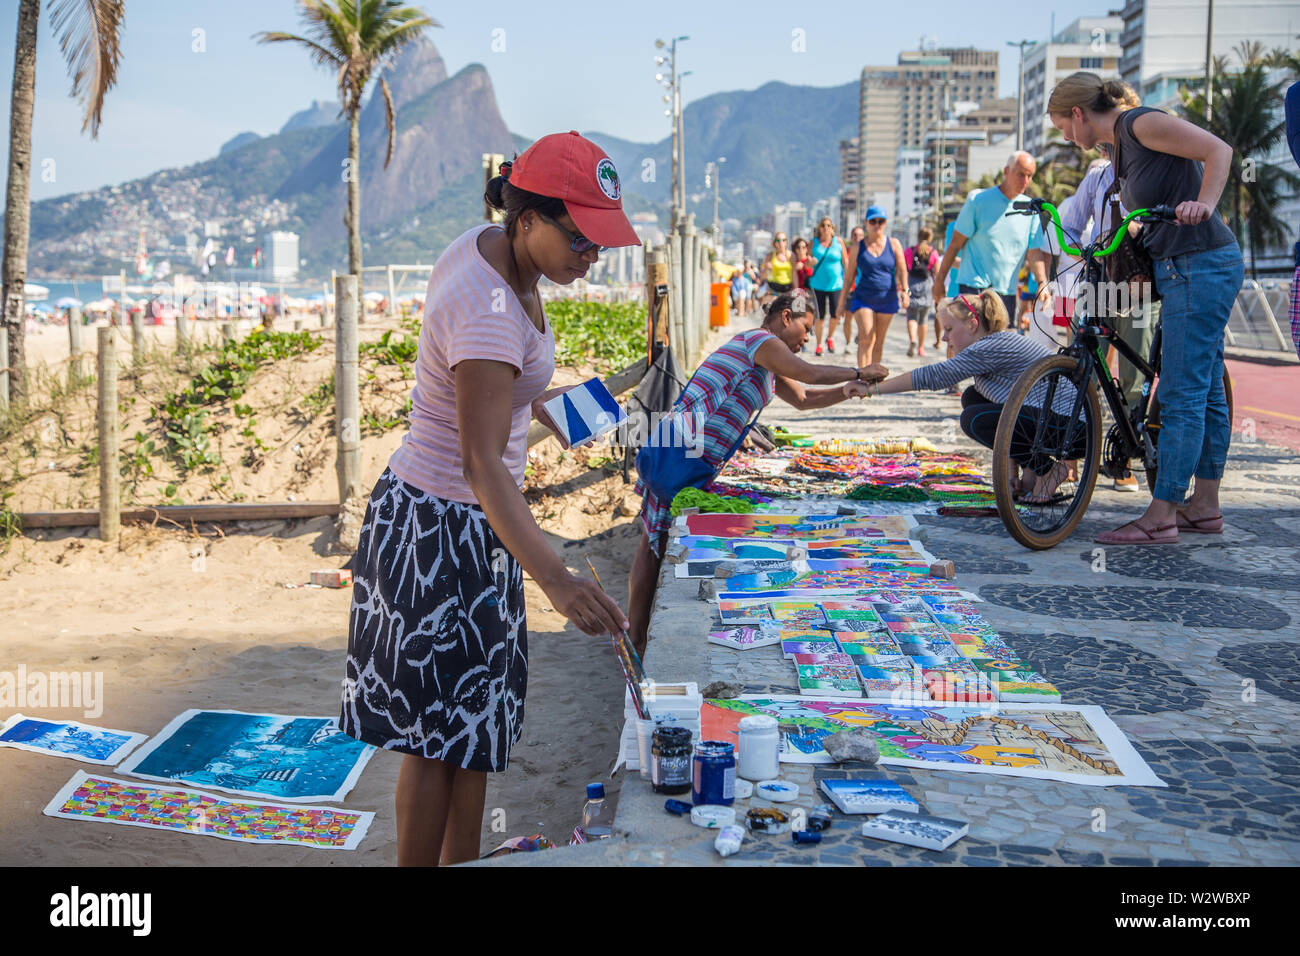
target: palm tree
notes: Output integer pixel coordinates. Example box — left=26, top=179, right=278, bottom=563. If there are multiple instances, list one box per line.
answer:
left=3, top=0, right=124, bottom=404
left=1178, top=47, right=1299, bottom=276
left=255, top=1, right=437, bottom=278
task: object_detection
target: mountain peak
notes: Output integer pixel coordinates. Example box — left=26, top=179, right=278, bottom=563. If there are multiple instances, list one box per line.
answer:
left=380, top=33, right=448, bottom=112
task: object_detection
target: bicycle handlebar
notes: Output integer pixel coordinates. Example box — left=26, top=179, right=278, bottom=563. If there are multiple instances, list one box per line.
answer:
left=1004, top=197, right=1177, bottom=259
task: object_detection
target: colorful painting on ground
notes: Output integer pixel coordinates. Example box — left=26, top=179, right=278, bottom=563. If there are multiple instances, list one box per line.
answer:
left=116, top=710, right=375, bottom=802
left=700, top=697, right=1165, bottom=787
left=0, top=714, right=146, bottom=765
left=44, top=771, right=372, bottom=850
left=676, top=513, right=916, bottom=540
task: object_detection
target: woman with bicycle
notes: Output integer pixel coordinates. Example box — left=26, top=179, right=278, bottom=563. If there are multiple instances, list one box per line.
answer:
left=1048, top=72, right=1243, bottom=545
left=865, top=290, right=1077, bottom=502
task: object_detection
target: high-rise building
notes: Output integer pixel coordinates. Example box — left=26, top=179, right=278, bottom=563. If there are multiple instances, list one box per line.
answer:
left=1021, top=15, right=1124, bottom=156
left=745, top=229, right=774, bottom=262
left=857, top=48, right=1000, bottom=218
left=920, top=99, right=1018, bottom=214
left=263, top=231, right=299, bottom=282
left=894, top=148, right=927, bottom=244
left=1120, top=0, right=1300, bottom=101
left=773, top=202, right=808, bottom=241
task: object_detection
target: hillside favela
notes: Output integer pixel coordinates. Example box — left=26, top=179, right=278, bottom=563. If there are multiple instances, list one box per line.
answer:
left=1, top=0, right=1297, bottom=916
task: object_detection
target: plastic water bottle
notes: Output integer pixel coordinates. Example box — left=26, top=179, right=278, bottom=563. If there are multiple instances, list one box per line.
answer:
left=582, top=782, right=613, bottom=840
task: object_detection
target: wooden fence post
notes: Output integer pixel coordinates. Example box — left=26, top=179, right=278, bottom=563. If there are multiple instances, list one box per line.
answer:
left=67, top=305, right=83, bottom=385
left=668, top=231, right=684, bottom=364
left=335, top=274, right=362, bottom=502
left=221, top=321, right=235, bottom=345
left=131, top=307, right=145, bottom=366
left=97, top=327, right=120, bottom=541
left=0, top=326, right=9, bottom=416
left=175, top=310, right=190, bottom=356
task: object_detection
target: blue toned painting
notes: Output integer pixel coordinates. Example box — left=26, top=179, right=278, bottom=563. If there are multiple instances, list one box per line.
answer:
left=0, top=717, right=133, bottom=762
left=117, top=710, right=374, bottom=802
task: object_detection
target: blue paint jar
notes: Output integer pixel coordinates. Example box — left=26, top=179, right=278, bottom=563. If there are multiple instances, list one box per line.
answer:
left=692, top=740, right=736, bottom=806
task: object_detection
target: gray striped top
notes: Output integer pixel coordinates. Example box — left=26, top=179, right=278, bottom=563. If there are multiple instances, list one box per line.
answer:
left=911, top=331, right=1079, bottom=415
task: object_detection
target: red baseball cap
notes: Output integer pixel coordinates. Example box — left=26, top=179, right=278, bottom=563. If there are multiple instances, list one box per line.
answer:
left=508, top=131, right=641, bottom=249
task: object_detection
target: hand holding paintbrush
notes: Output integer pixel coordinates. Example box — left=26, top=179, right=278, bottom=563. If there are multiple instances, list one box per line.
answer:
left=585, top=557, right=650, bottom=720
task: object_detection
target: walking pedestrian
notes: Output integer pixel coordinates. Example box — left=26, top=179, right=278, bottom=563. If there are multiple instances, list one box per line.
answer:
left=809, top=217, right=850, bottom=355
left=1048, top=72, right=1244, bottom=545
left=904, top=227, right=939, bottom=357
left=839, top=206, right=909, bottom=368
left=932, top=153, right=1051, bottom=322
left=759, top=233, right=794, bottom=308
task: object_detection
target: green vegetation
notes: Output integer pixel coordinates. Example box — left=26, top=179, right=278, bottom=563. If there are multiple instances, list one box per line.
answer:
left=548, top=300, right=644, bottom=373
left=154, top=329, right=320, bottom=474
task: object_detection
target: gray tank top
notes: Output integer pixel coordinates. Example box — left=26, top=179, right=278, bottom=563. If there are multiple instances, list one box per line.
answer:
left=1114, top=106, right=1236, bottom=261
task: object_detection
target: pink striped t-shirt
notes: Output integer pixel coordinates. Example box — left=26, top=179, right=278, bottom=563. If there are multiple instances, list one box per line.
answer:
left=388, top=224, right=555, bottom=504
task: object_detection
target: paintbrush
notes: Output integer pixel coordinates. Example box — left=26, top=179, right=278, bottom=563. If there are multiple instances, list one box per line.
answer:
left=585, top=556, right=650, bottom=719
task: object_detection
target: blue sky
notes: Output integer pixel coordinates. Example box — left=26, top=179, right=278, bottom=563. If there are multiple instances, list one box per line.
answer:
left=4, top=0, right=1099, bottom=201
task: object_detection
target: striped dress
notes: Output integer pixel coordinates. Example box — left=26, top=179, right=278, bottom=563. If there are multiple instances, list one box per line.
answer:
left=636, top=328, right=777, bottom=551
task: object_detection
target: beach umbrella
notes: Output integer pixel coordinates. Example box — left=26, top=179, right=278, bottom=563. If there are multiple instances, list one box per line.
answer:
left=362, top=290, right=386, bottom=301
left=56, top=296, right=83, bottom=308
left=26, top=283, right=50, bottom=298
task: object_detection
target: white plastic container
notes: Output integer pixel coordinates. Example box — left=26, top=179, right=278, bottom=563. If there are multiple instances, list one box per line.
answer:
left=736, top=714, right=780, bottom=781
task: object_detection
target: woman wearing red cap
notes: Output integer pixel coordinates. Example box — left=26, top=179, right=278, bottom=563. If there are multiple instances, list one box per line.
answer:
left=340, top=132, right=641, bottom=866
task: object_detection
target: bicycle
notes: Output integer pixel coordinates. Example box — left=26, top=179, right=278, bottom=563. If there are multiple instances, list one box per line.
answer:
left=991, top=197, right=1234, bottom=550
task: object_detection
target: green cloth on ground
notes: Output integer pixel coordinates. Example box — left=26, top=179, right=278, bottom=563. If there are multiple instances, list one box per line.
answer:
left=670, top=487, right=758, bottom=516
left=845, top=482, right=929, bottom=502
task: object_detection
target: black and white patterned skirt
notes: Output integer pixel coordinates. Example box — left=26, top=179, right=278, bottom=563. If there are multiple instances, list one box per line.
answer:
left=340, top=469, right=528, bottom=772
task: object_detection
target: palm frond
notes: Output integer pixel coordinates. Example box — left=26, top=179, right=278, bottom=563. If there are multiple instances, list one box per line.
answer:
left=252, top=30, right=343, bottom=70
left=48, top=0, right=125, bottom=137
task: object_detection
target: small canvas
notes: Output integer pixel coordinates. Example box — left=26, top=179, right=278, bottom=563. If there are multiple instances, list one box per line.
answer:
left=861, top=810, right=968, bottom=851
left=819, top=778, right=920, bottom=815
left=707, top=627, right=785, bottom=651
left=542, top=378, right=626, bottom=448
left=796, top=663, right=863, bottom=698
left=781, top=640, right=841, bottom=660
left=856, top=666, right=926, bottom=701
left=792, top=653, right=855, bottom=667
left=0, top=714, right=146, bottom=766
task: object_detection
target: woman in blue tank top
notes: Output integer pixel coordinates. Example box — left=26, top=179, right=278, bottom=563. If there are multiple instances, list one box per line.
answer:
left=838, top=205, right=910, bottom=368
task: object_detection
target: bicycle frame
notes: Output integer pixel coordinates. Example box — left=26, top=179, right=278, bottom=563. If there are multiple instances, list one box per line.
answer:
left=1032, top=204, right=1169, bottom=469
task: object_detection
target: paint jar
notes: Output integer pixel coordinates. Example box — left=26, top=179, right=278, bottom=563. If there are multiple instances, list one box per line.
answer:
left=650, top=726, right=692, bottom=795
left=692, top=740, right=736, bottom=806
left=736, top=714, right=780, bottom=781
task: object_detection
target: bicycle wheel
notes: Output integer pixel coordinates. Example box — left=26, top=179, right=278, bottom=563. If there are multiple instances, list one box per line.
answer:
left=1144, top=368, right=1235, bottom=491
left=993, top=354, right=1103, bottom=550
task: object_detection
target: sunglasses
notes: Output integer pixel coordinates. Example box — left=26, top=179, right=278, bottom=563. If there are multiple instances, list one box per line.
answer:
left=537, top=212, right=605, bottom=254
left=867, top=218, right=887, bottom=225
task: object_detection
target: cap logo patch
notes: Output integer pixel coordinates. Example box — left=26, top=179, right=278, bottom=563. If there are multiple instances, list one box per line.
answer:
left=596, top=158, right=621, bottom=200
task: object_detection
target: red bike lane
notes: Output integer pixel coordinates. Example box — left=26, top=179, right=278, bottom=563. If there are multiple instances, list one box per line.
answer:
left=1226, top=358, right=1300, bottom=452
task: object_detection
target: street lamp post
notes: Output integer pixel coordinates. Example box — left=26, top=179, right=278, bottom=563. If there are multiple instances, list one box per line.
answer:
left=655, top=36, right=690, bottom=223
left=1008, top=39, right=1033, bottom=152
left=707, top=157, right=726, bottom=248
left=679, top=69, right=692, bottom=222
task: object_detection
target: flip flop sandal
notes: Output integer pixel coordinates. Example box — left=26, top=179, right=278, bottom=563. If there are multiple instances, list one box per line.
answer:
left=1176, top=511, right=1223, bottom=534
left=1095, top=520, right=1179, bottom=545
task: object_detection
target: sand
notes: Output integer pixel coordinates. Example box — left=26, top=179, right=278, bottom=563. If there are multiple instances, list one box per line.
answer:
left=1, top=312, right=646, bottom=864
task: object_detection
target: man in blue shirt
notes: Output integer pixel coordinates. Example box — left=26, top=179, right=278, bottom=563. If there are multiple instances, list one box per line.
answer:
left=933, top=151, right=1051, bottom=320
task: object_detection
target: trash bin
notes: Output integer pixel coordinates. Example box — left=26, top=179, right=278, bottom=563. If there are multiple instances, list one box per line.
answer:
left=709, top=283, right=731, bottom=328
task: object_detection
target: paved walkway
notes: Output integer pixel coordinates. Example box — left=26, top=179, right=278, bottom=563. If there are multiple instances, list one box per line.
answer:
left=481, top=309, right=1300, bottom=867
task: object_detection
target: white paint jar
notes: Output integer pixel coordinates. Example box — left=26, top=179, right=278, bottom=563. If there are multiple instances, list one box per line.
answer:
left=736, top=714, right=780, bottom=781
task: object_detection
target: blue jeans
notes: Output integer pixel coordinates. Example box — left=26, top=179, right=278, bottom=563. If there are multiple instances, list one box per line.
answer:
left=1151, top=242, right=1244, bottom=504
